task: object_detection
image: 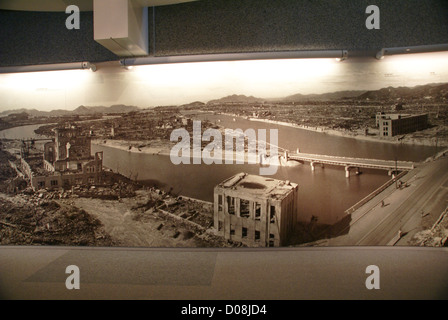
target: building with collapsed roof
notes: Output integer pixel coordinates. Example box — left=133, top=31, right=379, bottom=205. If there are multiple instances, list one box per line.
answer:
left=21, top=125, right=104, bottom=190
left=214, top=172, right=299, bottom=247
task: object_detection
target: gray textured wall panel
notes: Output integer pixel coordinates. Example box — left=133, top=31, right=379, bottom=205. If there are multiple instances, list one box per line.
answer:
left=1, top=0, right=447, bottom=66
left=0, top=10, right=118, bottom=67
left=153, top=0, right=448, bottom=55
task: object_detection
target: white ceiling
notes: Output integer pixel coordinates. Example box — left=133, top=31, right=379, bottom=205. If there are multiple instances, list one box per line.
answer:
left=0, top=0, right=198, bottom=11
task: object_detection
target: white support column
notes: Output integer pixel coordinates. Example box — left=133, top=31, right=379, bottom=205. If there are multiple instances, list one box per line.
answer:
left=345, top=166, right=350, bottom=178
left=310, top=162, right=315, bottom=171
left=94, top=0, right=149, bottom=57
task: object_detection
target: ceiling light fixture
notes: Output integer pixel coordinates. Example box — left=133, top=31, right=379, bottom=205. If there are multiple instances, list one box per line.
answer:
left=120, top=50, right=349, bottom=67
left=375, top=44, right=448, bottom=60
left=0, top=61, right=97, bottom=74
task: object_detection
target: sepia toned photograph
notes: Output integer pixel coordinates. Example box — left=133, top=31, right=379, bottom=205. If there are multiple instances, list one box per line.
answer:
left=1, top=0, right=448, bottom=302
left=1, top=52, right=447, bottom=249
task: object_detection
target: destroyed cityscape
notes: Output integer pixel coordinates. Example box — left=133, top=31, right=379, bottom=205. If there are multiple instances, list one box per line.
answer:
left=1, top=82, right=448, bottom=248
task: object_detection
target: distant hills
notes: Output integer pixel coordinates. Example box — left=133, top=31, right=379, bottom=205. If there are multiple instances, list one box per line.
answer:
left=204, top=82, right=448, bottom=104
left=179, top=101, right=206, bottom=108
left=0, top=108, right=68, bottom=118
left=282, top=90, right=367, bottom=102
left=203, top=90, right=366, bottom=104
left=357, top=83, right=448, bottom=101
left=0, top=104, right=140, bottom=118
left=2, top=83, right=447, bottom=117
left=207, top=94, right=265, bottom=104
left=72, top=105, right=140, bottom=115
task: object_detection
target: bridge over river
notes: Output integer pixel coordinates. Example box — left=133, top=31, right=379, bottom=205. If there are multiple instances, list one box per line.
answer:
left=284, top=151, right=415, bottom=177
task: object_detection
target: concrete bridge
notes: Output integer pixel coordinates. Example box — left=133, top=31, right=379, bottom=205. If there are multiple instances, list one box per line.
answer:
left=284, top=151, right=415, bottom=178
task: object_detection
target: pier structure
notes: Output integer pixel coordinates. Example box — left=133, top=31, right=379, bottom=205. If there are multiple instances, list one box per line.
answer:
left=283, top=150, right=415, bottom=178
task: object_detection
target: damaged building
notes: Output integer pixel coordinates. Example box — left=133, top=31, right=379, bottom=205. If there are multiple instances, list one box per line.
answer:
left=376, top=112, right=429, bottom=137
left=214, top=173, right=299, bottom=247
left=20, top=125, right=103, bottom=190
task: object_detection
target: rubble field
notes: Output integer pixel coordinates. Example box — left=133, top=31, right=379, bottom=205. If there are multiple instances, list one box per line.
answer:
left=70, top=187, right=239, bottom=248
left=0, top=146, right=237, bottom=247
left=0, top=194, right=115, bottom=246
left=0, top=149, right=24, bottom=194
left=0, top=184, right=237, bottom=247
left=408, top=208, right=448, bottom=247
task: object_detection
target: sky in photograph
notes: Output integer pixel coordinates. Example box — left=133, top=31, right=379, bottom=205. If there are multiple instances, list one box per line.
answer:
left=0, top=51, right=447, bottom=112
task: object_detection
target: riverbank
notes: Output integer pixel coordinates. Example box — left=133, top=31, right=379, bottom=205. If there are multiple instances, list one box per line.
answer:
left=93, top=137, right=287, bottom=167
left=245, top=116, right=447, bottom=147
left=93, top=138, right=173, bottom=156
left=95, top=113, right=443, bottom=168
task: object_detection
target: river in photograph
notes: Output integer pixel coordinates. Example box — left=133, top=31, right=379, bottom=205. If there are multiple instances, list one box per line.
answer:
left=91, top=113, right=438, bottom=225
left=0, top=124, right=49, bottom=140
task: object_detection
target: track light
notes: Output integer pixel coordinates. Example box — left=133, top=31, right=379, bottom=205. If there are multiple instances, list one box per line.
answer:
left=375, top=48, right=385, bottom=60
left=0, top=61, right=97, bottom=74
left=335, top=50, right=348, bottom=61
left=120, top=50, right=349, bottom=67
left=376, top=44, right=448, bottom=60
